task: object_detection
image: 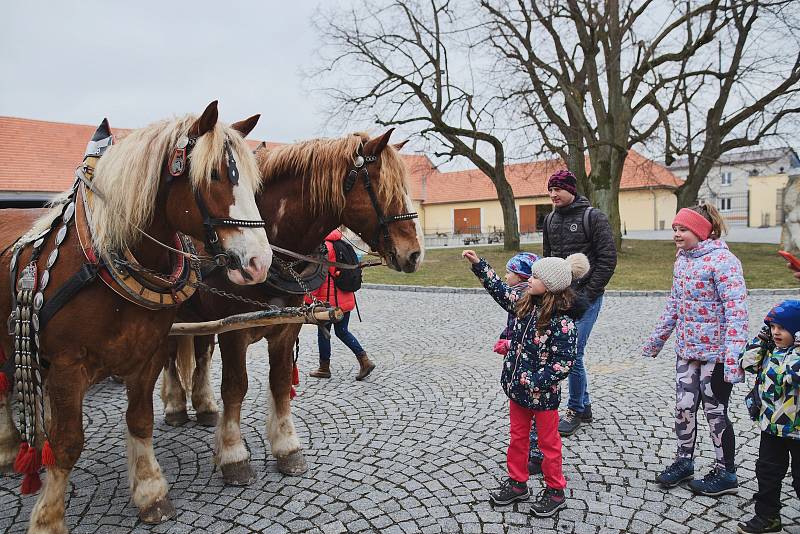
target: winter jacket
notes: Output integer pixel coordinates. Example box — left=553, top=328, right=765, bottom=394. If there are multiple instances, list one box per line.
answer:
left=643, top=239, right=748, bottom=383
left=494, top=282, right=528, bottom=355
left=472, top=259, right=585, bottom=410
left=542, top=196, right=617, bottom=302
left=740, top=336, right=800, bottom=439
left=308, top=229, right=356, bottom=312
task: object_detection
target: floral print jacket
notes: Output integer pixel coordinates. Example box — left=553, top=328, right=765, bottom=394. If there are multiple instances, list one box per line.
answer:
left=643, top=239, right=748, bottom=384
left=472, top=259, right=582, bottom=410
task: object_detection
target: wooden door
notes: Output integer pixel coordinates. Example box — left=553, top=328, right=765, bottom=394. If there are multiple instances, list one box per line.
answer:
left=454, top=208, right=481, bottom=234
left=519, top=204, right=537, bottom=233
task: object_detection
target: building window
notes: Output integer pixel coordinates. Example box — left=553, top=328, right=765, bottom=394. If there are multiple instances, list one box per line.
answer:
left=720, top=171, right=732, bottom=186
left=719, top=197, right=732, bottom=212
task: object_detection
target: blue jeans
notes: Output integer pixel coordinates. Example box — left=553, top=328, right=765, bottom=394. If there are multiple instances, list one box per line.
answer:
left=567, top=295, right=603, bottom=413
left=318, top=311, right=365, bottom=361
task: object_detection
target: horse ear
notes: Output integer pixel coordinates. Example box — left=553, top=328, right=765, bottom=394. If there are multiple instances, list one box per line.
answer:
left=189, top=100, right=219, bottom=138
left=231, top=114, right=260, bottom=137
left=392, top=139, right=409, bottom=152
left=364, top=128, right=394, bottom=156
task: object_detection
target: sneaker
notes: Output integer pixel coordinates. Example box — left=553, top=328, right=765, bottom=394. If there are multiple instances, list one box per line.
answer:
left=489, top=478, right=529, bottom=506
left=655, top=458, right=694, bottom=488
left=528, top=457, right=542, bottom=476
left=580, top=404, right=593, bottom=423
left=531, top=487, right=567, bottom=517
left=737, top=515, right=782, bottom=533
left=688, top=466, right=738, bottom=496
left=558, top=409, right=582, bottom=436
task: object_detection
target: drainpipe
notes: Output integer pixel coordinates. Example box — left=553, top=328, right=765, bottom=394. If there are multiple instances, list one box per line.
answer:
left=650, top=187, right=657, bottom=230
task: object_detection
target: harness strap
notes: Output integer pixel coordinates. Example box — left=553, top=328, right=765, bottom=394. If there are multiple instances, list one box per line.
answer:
left=37, top=263, right=100, bottom=334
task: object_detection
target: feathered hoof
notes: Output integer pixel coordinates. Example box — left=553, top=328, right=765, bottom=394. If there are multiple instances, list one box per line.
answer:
left=276, top=450, right=308, bottom=476
left=221, top=460, right=256, bottom=486
left=138, top=496, right=176, bottom=525
left=27, top=519, right=68, bottom=534
left=164, top=410, right=189, bottom=427
left=195, top=411, right=218, bottom=427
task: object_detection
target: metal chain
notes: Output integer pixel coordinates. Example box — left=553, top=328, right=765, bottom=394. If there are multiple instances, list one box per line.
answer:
left=188, top=279, right=284, bottom=310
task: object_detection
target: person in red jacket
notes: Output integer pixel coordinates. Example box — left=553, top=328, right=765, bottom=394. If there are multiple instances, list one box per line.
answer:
left=308, top=229, right=375, bottom=380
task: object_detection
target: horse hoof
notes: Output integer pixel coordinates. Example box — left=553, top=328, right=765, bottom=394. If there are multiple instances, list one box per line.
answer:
left=276, top=450, right=308, bottom=476
left=138, top=496, right=176, bottom=524
left=221, top=460, right=256, bottom=486
left=164, top=410, right=189, bottom=427
left=195, top=411, right=219, bottom=427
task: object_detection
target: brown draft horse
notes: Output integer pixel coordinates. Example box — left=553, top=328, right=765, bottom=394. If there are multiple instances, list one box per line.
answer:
left=160, top=129, right=423, bottom=485
left=0, top=102, right=272, bottom=533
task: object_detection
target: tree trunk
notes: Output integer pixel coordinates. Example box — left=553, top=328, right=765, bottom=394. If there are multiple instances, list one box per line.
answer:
left=781, top=173, right=800, bottom=254
left=587, top=150, right=625, bottom=250
left=494, top=175, right=520, bottom=251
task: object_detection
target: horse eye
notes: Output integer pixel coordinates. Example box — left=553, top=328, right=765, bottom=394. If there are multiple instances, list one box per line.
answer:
left=211, top=169, right=220, bottom=181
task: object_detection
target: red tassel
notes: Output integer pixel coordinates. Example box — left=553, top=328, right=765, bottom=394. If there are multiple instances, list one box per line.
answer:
left=41, top=440, right=55, bottom=468
left=21, top=472, right=42, bottom=495
left=0, top=373, right=9, bottom=395
left=290, top=385, right=297, bottom=400
left=14, top=442, right=31, bottom=474
left=292, top=364, right=300, bottom=386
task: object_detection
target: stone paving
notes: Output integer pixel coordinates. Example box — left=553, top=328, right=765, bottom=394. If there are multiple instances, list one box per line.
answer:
left=1, top=288, right=800, bottom=533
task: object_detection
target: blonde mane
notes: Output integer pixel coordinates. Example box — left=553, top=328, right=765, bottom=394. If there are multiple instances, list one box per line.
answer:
left=257, top=133, right=409, bottom=215
left=27, top=115, right=261, bottom=254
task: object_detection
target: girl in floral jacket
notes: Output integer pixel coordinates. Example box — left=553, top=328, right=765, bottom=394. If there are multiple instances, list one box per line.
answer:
left=464, top=249, right=588, bottom=518
left=643, top=204, right=748, bottom=497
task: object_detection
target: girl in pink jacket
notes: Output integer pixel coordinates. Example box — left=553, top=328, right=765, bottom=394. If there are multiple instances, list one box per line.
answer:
left=643, top=204, right=748, bottom=497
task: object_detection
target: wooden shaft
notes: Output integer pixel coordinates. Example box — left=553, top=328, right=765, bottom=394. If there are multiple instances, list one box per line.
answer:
left=169, top=307, right=343, bottom=336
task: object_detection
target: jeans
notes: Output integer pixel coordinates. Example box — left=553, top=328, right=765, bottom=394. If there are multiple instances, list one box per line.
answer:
left=318, top=311, right=365, bottom=361
left=567, top=295, right=603, bottom=413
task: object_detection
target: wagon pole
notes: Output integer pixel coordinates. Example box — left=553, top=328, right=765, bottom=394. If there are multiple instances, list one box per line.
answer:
left=169, top=306, right=343, bottom=336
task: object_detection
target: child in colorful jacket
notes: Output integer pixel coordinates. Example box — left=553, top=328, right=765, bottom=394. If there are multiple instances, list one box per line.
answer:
left=464, top=249, right=588, bottom=517
left=736, top=300, right=800, bottom=534
left=492, top=253, right=546, bottom=476
left=643, top=204, right=748, bottom=497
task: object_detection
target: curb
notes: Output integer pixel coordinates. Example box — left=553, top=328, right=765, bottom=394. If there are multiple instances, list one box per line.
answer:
left=362, top=283, right=798, bottom=297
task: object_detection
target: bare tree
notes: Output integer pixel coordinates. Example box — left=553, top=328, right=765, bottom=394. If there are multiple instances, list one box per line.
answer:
left=663, top=1, right=800, bottom=209
left=481, top=0, right=733, bottom=248
left=314, top=0, right=523, bottom=250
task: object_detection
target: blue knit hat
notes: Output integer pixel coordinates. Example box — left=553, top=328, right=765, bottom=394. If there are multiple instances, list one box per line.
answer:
left=506, top=253, right=539, bottom=280
left=765, top=300, right=800, bottom=336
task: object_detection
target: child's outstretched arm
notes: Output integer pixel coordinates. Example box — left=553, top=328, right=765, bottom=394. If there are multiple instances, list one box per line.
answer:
left=739, top=330, right=769, bottom=373
left=714, top=252, right=748, bottom=383
left=531, top=317, right=577, bottom=389
left=463, top=250, right=519, bottom=314
left=642, top=281, right=679, bottom=357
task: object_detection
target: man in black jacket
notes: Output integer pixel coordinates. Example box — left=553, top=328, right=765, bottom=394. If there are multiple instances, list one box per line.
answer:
left=543, top=170, right=617, bottom=436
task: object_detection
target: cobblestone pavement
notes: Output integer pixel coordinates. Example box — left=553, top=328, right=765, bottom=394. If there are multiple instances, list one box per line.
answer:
left=2, top=289, right=800, bottom=533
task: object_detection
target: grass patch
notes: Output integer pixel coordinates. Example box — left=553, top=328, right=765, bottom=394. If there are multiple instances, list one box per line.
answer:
left=362, top=239, right=795, bottom=290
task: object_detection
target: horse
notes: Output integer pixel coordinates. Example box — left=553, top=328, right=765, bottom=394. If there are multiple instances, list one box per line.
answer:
left=0, top=101, right=272, bottom=533
left=159, top=129, right=423, bottom=485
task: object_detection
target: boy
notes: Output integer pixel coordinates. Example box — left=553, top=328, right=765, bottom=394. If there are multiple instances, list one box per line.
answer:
left=738, top=300, right=800, bottom=534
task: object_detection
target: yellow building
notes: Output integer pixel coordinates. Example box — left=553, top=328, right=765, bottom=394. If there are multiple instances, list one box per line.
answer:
left=749, top=174, right=790, bottom=228
left=407, top=151, right=681, bottom=235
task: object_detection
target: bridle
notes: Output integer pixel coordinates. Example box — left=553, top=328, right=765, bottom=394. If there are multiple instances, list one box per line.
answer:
left=343, top=143, right=418, bottom=257
left=168, top=134, right=267, bottom=276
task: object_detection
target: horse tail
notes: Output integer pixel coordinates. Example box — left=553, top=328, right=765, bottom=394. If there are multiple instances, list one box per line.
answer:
left=176, top=336, right=196, bottom=394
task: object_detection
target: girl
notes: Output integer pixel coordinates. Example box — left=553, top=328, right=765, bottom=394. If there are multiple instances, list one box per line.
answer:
left=464, top=249, right=589, bottom=517
left=643, top=204, right=748, bottom=496
left=492, top=253, right=545, bottom=476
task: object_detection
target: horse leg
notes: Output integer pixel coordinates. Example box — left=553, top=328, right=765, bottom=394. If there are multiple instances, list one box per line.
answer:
left=160, top=338, right=189, bottom=426
left=126, top=345, right=175, bottom=524
left=28, top=365, right=87, bottom=534
left=214, top=331, right=254, bottom=486
left=268, top=325, right=307, bottom=476
left=0, top=389, right=20, bottom=472
left=190, top=335, right=219, bottom=427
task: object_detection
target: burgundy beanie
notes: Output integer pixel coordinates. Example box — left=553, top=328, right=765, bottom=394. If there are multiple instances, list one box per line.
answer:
left=672, top=208, right=712, bottom=241
left=547, top=169, right=578, bottom=196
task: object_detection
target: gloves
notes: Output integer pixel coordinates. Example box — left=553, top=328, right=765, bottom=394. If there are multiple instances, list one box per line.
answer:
left=758, top=325, right=776, bottom=351
left=493, top=339, right=510, bottom=355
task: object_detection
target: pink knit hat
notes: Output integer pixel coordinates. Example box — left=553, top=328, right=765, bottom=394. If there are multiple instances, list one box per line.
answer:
left=672, top=208, right=712, bottom=240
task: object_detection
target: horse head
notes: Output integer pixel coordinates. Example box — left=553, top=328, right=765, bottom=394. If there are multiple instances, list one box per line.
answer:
left=339, top=130, right=424, bottom=273
left=162, top=101, right=272, bottom=284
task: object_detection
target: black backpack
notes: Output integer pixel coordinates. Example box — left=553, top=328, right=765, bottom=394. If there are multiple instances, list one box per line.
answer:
left=330, top=239, right=362, bottom=292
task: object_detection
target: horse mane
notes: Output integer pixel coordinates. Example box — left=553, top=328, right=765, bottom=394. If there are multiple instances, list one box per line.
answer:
left=256, top=132, right=409, bottom=215
left=27, top=115, right=261, bottom=254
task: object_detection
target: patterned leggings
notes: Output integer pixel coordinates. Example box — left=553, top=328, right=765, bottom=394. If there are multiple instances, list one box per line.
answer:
left=675, top=358, right=735, bottom=471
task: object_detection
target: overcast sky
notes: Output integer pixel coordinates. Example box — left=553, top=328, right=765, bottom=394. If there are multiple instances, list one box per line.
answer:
left=0, top=1, right=335, bottom=143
